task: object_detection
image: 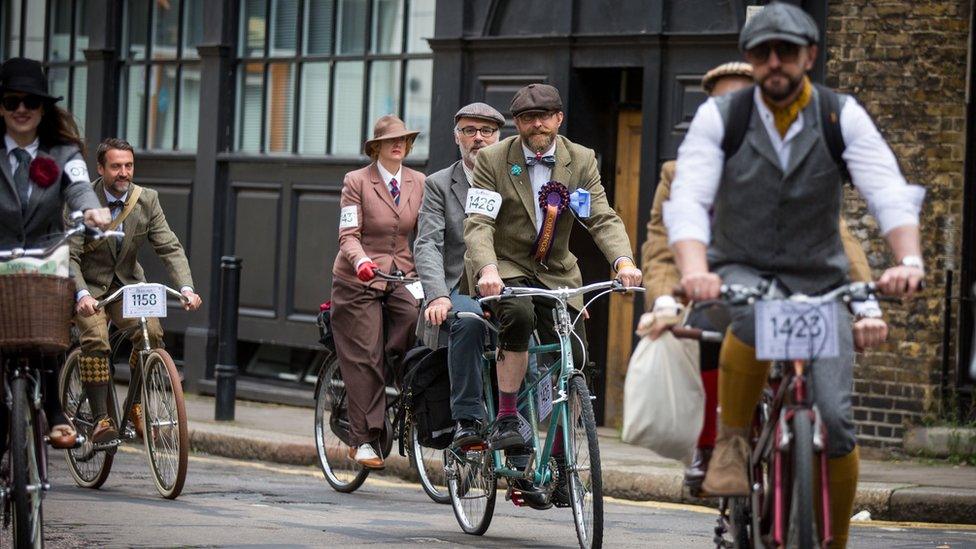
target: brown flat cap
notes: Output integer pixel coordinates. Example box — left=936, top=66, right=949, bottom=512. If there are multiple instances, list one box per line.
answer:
left=455, top=102, right=505, bottom=126
left=363, top=114, right=420, bottom=155
left=510, top=83, right=562, bottom=117
left=701, top=62, right=753, bottom=93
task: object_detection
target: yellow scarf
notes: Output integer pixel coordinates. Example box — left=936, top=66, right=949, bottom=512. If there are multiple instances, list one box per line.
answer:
left=763, top=76, right=812, bottom=137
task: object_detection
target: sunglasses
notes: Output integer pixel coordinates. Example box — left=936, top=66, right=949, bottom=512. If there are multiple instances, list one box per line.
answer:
left=745, top=41, right=802, bottom=64
left=1, top=95, right=44, bottom=111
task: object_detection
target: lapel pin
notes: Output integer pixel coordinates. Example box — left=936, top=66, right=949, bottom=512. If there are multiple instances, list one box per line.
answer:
left=510, top=164, right=522, bottom=177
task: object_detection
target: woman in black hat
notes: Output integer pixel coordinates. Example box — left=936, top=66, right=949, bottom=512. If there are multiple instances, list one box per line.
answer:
left=0, top=57, right=111, bottom=449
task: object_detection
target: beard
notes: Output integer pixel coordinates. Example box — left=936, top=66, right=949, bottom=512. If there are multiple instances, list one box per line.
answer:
left=460, top=144, right=484, bottom=168
left=520, top=129, right=555, bottom=153
left=761, top=71, right=804, bottom=102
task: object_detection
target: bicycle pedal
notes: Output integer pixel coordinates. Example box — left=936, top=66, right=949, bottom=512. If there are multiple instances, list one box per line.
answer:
left=507, top=489, right=526, bottom=507
left=461, top=442, right=487, bottom=452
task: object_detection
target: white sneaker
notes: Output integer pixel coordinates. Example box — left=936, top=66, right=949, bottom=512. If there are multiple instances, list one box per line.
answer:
left=353, top=444, right=384, bottom=469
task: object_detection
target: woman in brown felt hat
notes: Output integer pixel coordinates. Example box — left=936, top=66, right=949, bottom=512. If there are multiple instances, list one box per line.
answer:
left=329, top=114, right=425, bottom=469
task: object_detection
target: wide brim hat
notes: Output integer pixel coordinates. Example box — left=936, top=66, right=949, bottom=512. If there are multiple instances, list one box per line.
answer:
left=0, top=57, right=63, bottom=102
left=363, top=114, right=420, bottom=155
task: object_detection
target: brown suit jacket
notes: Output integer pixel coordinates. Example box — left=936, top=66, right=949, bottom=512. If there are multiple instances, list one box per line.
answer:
left=640, top=160, right=873, bottom=309
left=332, top=163, right=424, bottom=287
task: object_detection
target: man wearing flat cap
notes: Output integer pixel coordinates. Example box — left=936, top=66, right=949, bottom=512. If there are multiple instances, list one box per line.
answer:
left=463, top=84, right=641, bottom=480
left=665, top=3, right=924, bottom=545
left=414, top=102, right=505, bottom=448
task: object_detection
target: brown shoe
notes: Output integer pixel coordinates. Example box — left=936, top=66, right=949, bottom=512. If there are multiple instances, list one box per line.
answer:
left=352, top=444, right=385, bottom=469
left=91, top=418, right=119, bottom=444
left=701, top=426, right=750, bottom=496
left=130, top=403, right=144, bottom=439
left=48, top=423, right=78, bottom=449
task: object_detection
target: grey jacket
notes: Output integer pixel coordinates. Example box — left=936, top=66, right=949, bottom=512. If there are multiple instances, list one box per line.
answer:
left=0, top=141, right=100, bottom=249
left=414, top=161, right=470, bottom=302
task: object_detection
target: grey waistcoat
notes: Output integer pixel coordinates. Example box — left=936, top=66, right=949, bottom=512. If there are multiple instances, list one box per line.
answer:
left=707, top=88, right=850, bottom=295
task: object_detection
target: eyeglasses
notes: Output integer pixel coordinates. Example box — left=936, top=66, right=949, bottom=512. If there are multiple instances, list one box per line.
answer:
left=456, top=126, right=498, bottom=137
left=1, top=95, right=44, bottom=112
left=745, top=41, right=801, bottom=64
left=515, top=111, right=558, bottom=124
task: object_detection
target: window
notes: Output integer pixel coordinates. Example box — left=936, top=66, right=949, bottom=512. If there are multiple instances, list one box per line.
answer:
left=118, top=0, right=204, bottom=151
left=235, top=0, right=435, bottom=157
left=3, top=0, right=47, bottom=60
left=45, top=0, right=88, bottom=133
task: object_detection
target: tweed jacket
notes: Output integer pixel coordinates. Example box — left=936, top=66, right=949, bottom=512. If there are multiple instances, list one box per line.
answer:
left=414, top=161, right=469, bottom=302
left=69, top=178, right=194, bottom=300
left=463, top=134, right=634, bottom=309
left=0, top=141, right=100, bottom=248
left=640, top=160, right=873, bottom=309
left=332, top=163, right=424, bottom=288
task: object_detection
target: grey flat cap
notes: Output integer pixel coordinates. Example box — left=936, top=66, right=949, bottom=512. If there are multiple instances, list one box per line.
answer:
left=455, top=102, right=505, bottom=126
left=739, top=2, right=819, bottom=51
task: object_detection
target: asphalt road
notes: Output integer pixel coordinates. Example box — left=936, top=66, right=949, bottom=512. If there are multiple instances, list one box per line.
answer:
left=39, top=448, right=976, bottom=548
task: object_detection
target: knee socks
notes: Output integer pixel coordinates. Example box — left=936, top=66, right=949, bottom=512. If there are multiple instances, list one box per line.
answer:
left=718, top=331, right=771, bottom=429
left=79, top=354, right=111, bottom=419
left=823, top=446, right=860, bottom=549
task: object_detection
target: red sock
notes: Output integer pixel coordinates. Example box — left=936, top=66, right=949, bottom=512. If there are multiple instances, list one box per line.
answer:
left=497, top=391, right=517, bottom=419
left=551, top=429, right=564, bottom=456
left=698, top=369, right=718, bottom=449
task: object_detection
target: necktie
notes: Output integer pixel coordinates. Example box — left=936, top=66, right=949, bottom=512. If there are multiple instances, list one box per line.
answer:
left=12, top=148, right=31, bottom=215
left=525, top=152, right=555, bottom=167
left=390, top=177, right=400, bottom=206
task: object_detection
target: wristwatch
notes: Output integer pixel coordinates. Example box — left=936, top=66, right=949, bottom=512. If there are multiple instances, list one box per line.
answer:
left=900, top=255, right=924, bottom=271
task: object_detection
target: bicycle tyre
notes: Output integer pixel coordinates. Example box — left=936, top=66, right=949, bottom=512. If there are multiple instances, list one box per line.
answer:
left=313, top=353, right=369, bottom=493
left=141, top=349, right=188, bottom=499
left=59, top=349, right=114, bottom=489
left=408, top=423, right=450, bottom=504
left=447, top=443, right=496, bottom=535
left=10, top=375, right=44, bottom=548
left=566, top=375, right=603, bottom=549
left=787, top=411, right=817, bottom=549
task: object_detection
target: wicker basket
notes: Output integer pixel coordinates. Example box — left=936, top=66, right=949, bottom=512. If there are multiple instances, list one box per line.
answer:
left=0, top=274, right=76, bottom=354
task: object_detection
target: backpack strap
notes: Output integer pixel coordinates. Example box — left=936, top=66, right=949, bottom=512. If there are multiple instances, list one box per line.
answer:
left=720, top=85, right=756, bottom=159
left=814, top=83, right=849, bottom=181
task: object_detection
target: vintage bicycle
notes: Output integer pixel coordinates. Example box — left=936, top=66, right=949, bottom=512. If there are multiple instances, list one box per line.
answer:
left=59, top=282, right=190, bottom=499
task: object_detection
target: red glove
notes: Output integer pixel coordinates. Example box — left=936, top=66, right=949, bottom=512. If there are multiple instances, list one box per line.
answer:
left=357, top=261, right=379, bottom=282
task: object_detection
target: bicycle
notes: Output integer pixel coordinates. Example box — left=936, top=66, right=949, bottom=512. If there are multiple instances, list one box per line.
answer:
left=0, top=212, right=117, bottom=548
left=59, top=282, right=190, bottom=499
left=313, top=269, right=449, bottom=503
left=444, top=279, right=643, bottom=549
left=673, top=281, right=884, bottom=549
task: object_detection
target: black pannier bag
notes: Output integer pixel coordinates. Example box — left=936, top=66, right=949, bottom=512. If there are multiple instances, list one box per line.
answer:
left=399, top=346, right=454, bottom=451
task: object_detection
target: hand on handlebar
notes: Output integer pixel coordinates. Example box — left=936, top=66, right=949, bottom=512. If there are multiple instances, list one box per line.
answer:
left=76, top=295, right=98, bottom=317
left=877, top=265, right=924, bottom=299
left=477, top=265, right=504, bottom=297
left=83, top=207, right=112, bottom=230
left=181, top=289, right=202, bottom=311
left=615, top=265, right=642, bottom=288
left=678, top=271, right=722, bottom=302
left=424, top=296, right=452, bottom=326
left=356, top=260, right=379, bottom=282
left=853, top=316, right=888, bottom=352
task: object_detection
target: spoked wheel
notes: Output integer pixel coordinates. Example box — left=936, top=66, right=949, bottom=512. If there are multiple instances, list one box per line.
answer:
left=408, top=424, right=450, bottom=504
left=715, top=497, right=752, bottom=548
left=446, top=442, right=496, bottom=535
left=10, top=376, right=44, bottom=548
left=314, top=353, right=369, bottom=493
left=566, top=376, right=603, bottom=549
left=786, top=411, right=817, bottom=549
left=59, top=349, right=114, bottom=489
left=140, top=349, right=188, bottom=499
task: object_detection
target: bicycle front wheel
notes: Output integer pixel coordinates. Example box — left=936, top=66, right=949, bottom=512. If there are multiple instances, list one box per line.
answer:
left=566, top=375, right=603, bottom=549
left=313, top=353, right=369, bottom=492
left=10, top=375, right=44, bottom=548
left=408, top=423, right=450, bottom=504
left=140, top=349, right=188, bottom=499
left=447, top=443, right=496, bottom=535
left=786, top=411, right=817, bottom=549
left=59, top=349, right=114, bottom=489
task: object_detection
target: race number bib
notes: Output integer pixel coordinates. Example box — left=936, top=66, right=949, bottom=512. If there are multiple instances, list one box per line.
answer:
left=405, top=281, right=425, bottom=300
left=338, top=206, right=358, bottom=229
left=537, top=372, right=553, bottom=421
left=123, top=284, right=168, bottom=319
left=517, top=412, right=533, bottom=444
left=464, top=188, right=501, bottom=219
left=755, top=301, right=839, bottom=361
left=64, top=158, right=90, bottom=183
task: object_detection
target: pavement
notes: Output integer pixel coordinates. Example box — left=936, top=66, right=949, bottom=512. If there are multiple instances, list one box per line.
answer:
left=177, top=389, right=976, bottom=525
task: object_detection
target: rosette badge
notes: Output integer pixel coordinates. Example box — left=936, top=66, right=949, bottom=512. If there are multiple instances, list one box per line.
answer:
left=532, top=181, right=571, bottom=263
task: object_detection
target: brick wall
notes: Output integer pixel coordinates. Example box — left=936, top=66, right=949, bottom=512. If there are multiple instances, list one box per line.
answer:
left=825, top=0, right=970, bottom=449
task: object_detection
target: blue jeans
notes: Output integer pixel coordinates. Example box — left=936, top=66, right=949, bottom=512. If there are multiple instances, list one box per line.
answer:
left=448, top=291, right=487, bottom=421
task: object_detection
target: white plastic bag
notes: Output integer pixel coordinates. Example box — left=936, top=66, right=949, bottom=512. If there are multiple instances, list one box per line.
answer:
left=621, top=332, right=704, bottom=465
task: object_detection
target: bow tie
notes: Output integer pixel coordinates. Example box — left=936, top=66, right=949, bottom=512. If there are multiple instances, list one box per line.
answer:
left=525, top=154, right=555, bottom=168
left=108, top=200, right=124, bottom=211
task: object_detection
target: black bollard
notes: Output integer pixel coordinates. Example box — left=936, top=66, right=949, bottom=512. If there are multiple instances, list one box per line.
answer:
left=215, top=256, right=242, bottom=421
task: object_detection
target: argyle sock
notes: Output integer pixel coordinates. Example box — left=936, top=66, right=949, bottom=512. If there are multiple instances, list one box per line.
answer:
left=79, top=354, right=111, bottom=419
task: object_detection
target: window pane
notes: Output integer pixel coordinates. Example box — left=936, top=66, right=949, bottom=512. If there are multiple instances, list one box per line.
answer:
left=72, top=65, right=88, bottom=134
left=367, top=60, right=400, bottom=128
left=404, top=59, right=431, bottom=158
left=152, top=0, right=180, bottom=59
left=236, top=62, right=264, bottom=151
left=125, top=0, right=149, bottom=59
left=178, top=65, right=201, bottom=150
left=182, top=0, right=204, bottom=59
left=48, top=0, right=72, bottom=62
left=22, top=1, right=47, bottom=59
left=335, top=0, right=366, bottom=55
left=147, top=64, right=177, bottom=149
left=298, top=62, right=330, bottom=154
left=266, top=62, right=295, bottom=152
left=407, top=0, right=434, bottom=53
left=330, top=61, right=363, bottom=154
left=270, top=0, right=297, bottom=56
left=303, top=0, right=333, bottom=55
left=240, top=0, right=267, bottom=57
left=370, top=0, right=402, bottom=54
left=121, top=65, right=146, bottom=147
left=74, top=0, right=90, bottom=59
left=48, top=67, right=70, bottom=107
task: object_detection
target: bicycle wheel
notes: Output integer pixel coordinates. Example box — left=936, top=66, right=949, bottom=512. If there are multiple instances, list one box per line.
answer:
left=313, top=353, right=369, bottom=492
left=59, top=349, right=114, bottom=489
left=786, top=411, right=817, bottom=549
left=566, top=375, right=603, bottom=549
left=408, top=422, right=450, bottom=504
left=10, top=376, right=44, bottom=548
left=447, top=443, right=496, bottom=535
left=140, top=349, right=188, bottom=499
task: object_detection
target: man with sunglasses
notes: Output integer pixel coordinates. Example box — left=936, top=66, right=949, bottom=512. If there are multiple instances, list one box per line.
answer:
left=415, top=102, right=505, bottom=448
left=664, top=4, right=924, bottom=546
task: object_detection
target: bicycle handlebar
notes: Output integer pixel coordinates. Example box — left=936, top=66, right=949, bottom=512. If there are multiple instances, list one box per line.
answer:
left=673, top=281, right=885, bottom=308
left=477, top=279, right=645, bottom=304
left=0, top=211, right=123, bottom=261
left=96, top=282, right=189, bottom=310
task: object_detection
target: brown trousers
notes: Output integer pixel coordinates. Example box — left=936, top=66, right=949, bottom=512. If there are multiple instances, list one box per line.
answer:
left=330, top=276, right=419, bottom=446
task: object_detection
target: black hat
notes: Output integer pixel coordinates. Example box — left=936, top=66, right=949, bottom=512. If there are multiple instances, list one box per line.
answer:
left=510, top=84, right=562, bottom=117
left=0, top=58, right=63, bottom=102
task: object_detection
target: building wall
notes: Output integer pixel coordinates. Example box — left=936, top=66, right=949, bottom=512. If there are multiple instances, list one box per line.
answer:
left=826, top=0, right=971, bottom=447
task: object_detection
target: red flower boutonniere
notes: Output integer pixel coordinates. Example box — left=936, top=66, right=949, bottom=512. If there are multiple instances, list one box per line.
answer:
left=29, top=155, right=60, bottom=188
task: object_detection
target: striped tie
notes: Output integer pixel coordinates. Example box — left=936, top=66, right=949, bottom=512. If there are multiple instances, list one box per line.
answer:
left=390, top=177, right=400, bottom=206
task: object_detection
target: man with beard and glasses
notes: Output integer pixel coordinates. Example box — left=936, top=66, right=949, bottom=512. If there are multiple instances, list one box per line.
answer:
left=664, top=3, right=924, bottom=546
left=463, top=84, right=641, bottom=507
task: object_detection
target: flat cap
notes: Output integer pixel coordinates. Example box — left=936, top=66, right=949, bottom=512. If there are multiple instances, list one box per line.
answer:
left=739, top=2, right=819, bottom=51
left=455, top=102, right=505, bottom=126
left=701, top=62, right=753, bottom=93
left=510, top=83, right=563, bottom=117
